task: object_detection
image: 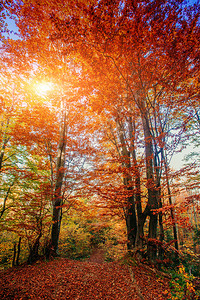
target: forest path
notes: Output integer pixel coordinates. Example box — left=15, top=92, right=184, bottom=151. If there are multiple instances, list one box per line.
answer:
left=0, top=256, right=171, bottom=300
left=86, top=246, right=106, bottom=264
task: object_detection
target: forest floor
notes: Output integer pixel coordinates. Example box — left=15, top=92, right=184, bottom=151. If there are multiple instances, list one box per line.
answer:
left=0, top=247, right=172, bottom=300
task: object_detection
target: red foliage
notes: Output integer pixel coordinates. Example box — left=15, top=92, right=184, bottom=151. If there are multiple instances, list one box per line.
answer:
left=0, top=257, right=171, bottom=299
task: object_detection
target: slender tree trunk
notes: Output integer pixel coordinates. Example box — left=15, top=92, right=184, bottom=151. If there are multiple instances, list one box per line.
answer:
left=132, top=147, right=147, bottom=249
left=12, top=243, right=16, bottom=267
left=51, top=109, right=67, bottom=254
left=117, top=116, right=137, bottom=250
left=126, top=192, right=137, bottom=250
left=16, top=237, right=21, bottom=266
left=28, top=233, right=42, bottom=264
left=12, top=237, right=21, bottom=267
left=129, top=116, right=145, bottom=249
left=51, top=195, right=63, bottom=254
left=161, top=149, right=179, bottom=252
left=168, top=192, right=179, bottom=251
left=117, top=117, right=137, bottom=249
left=0, top=181, right=15, bottom=218
left=51, top=157, right=65, bottom=254
left=0, top=114, right=12, bottom=171
left=142, top=115, right=158, bottom=261
left=136, top=218, right=145, bottom=248
left=154, top=147, right=164, bottom=262
left=156, top=184, right=165, bottom=267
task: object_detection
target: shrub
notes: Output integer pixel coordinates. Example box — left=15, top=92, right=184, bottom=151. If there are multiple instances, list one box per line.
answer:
left=59, top=226, right=91, bottom=260
left=169, top=264, right=199, bottom=300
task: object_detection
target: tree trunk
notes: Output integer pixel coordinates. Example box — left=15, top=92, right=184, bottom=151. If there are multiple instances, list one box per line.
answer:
left=132, top=134, right=145, bottom=249
left=51, top=196, right=62, bottom=254
left=16, top=237, right=21, bottom=266
left=142, top=115, right=158, bottom=261
left=154, top=147, right=164, bottom=263
left=161, top=148, right=179, bottom=252
left=158, top=204, right=165, bottom=262
left=148, top=207, right=158, bottom=261
left=136, top=211, right=146, bottom=249
left=117, top=117, right=137, bottom=249
left=127, top=115, right=147, bottom=250
left=12, top=237, right=21, bottom=267
left=126, top=192, right=137, bottom=250
left=28, top=234, right=41, bottom=264
left=12, top=243, right=16, bottom=267
left=51, top=109, right=67, bottom=254
left=0, top=182, right=15, bottom=218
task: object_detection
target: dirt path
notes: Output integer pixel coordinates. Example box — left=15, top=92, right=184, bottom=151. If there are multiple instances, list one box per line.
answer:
left=86, top=247, right=105, bottom=264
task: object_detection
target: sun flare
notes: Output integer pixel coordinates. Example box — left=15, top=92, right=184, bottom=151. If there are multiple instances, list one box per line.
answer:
left=35, top=82, right=53, bottom=96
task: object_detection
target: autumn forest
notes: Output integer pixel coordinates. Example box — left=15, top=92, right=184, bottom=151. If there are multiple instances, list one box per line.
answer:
left=0, top=0, right=200, bottom=299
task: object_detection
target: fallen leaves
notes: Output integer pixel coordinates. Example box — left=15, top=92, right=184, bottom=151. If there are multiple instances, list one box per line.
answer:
left=0, top=257, right=171, bottom=299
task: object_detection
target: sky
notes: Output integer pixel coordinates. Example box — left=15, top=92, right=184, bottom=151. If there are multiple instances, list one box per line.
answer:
left=4, top=17, right=19, bottom=40
left=170, top=145, right=198, bottom=170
